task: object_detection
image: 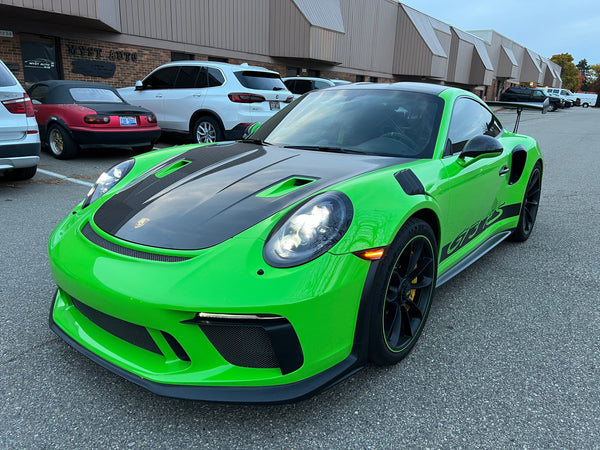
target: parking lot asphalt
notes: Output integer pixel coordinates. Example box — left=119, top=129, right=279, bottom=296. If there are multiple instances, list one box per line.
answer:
left=1, top=107, right=599, bottom=448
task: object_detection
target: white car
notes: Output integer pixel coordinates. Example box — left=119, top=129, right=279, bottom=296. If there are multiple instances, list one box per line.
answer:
left=547, top=88, right=596, bottom=108
left=0, top=60, right=40, bottom=181
left=282, top=76, right=351, bottom=95
left=119, top=61, right=293, bottom=143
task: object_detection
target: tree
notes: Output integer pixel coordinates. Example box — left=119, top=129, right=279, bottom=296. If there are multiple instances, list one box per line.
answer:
left=576, top=59, right=591, bottom=91
left=590, top=64, right=600, bottom=100
left=551, top=53, right=580, bottom=91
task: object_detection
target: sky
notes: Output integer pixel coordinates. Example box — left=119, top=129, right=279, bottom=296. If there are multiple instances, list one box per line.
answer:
left=399, top=0, right=600, bottom=66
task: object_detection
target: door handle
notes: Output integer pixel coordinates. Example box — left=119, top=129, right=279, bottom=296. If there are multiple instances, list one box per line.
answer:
left=155, top=94, right=163, bottom=98
left=499, top=166, right=509, bottom=176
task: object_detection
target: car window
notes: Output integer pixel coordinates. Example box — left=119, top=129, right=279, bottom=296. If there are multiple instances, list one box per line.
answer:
left=251, top=88, right=443, bottom=158
left=234, top=71, right=287, bottom=91
left=283, top=79, right=295, bottom=91
left=69, top=87, right=124, bottom=103
left=207, top=68, right=225, bottom=87
left=532, top=90, right=546, bottom=99
left=28, top=84, right=49, bottom=103
left=446, top=97, right=502, bottom=155
left=173, top=66, right=201, bottom=88
left=293, top=80, right=313, bottom=94
left=314, top=80, right=331, bottom=89
left=143, top=66, right=179, bottom=89
left=0, top=63, right=17, bottom=87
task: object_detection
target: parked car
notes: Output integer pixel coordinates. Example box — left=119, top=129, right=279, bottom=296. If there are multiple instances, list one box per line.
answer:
left=500, top=86, right=562, bottom=111
left=546, top=88, right=579, bottom=106
left=0, top=59, right=40, bottom=180
left=574, top=92, right=598, bottom=108
left=27, top=80, right=161, bottom=159
left=49, top=82, right=544, bottom=403
left=540, top=88, right=573, bottom=108
left=282, top=76, right=338, bottom=95
left=548, top=88, right=598, bottom=108
left=119, top=61, right=293, bottom=143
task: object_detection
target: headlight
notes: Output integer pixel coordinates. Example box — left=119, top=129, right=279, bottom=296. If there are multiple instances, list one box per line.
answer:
left=263, top=192, right=353, bottom=268
left=82, top=159, right=134, bottom=208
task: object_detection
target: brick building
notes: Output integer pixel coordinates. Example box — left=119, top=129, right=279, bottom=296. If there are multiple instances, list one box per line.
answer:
left=0, top=0, right=562, bottom=98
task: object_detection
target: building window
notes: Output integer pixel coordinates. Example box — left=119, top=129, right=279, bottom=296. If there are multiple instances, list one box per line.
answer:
left=369, top=76, right=378, bottom=83
left=356, top=75, right=365, bottom=82
left=171, top=52, right=194, bottom=61
left=208, top=56, right=228, bottom=63
left=286, top=67, right=320, bottom=77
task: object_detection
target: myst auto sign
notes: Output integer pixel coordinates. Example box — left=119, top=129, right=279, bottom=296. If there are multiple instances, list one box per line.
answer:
left=67, top=44, right=138, bottom=62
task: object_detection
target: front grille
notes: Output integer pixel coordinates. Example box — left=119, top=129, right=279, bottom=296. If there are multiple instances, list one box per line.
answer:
left=72, top=297, right=162, bottom=355
left=71, top=296, right=191, bottom=362
left=200, top=324, right=279, bottom=369
left=81, top=223, right=192, bottom=262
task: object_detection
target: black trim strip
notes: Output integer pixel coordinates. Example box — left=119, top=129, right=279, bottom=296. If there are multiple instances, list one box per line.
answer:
left=81, top=223, right=192, bottom=262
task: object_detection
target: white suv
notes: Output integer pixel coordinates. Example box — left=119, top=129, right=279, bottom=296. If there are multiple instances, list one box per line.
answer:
left=119, top=61, right=293, bottom=143
left=0, top=60, right=40, bottom=181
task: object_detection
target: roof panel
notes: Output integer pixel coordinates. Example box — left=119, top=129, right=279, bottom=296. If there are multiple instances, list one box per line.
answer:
left=292, top=0, right=345, bottom=33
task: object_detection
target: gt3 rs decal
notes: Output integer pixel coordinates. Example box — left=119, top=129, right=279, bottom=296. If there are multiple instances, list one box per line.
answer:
left=440, top=202, right=521, bottom=261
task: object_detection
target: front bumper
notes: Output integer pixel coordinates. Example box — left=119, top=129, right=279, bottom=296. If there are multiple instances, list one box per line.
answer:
left=48, top=214, right=371, bottom=402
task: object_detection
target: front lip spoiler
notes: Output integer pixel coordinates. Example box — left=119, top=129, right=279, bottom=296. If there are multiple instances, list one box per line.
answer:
left=49, top=294, right=364, bottom=404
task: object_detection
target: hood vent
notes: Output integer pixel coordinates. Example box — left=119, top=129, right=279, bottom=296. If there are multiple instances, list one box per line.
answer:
left=156, top=160, right=191, bottom=179
left=257, top=176, right=316, bottom=198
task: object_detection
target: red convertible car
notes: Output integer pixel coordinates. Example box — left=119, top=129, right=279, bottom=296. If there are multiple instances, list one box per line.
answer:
left=27, top=80, right=161, bottom=159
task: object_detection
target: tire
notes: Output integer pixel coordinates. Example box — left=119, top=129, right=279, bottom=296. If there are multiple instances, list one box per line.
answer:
left=192, top=116, right=223, bottom=143
left=509, top=162, right=542, bottom=242
left=548, top=103, right=557, bottom=112
left=582, top=103, right=589, bottom=108
left=368, top=218, right=438, bottom=366
left=47, top=124, right=78, bottom=159
left=3, top=165, right=37, bottom=181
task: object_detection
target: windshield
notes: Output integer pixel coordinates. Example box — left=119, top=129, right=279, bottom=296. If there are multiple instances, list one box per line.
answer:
left=250, top=88, right=443, bottom=158
left=69, top=87, right=124, bottom=103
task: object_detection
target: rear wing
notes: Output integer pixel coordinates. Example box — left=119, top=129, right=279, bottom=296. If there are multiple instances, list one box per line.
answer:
left=485, top=99, right=548, bottom=133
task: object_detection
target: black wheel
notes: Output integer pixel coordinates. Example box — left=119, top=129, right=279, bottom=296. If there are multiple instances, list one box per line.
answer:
left=548, top=103, right=557, bottom=112
left=509, top=162, right=542, bottom=242
left=192, top=116, right=223, bottom=143
left=47, top=124, right=78, bottom=159
left=369, top=218, right=437, bottom=365
left=3, top=165, right=37, bottom=181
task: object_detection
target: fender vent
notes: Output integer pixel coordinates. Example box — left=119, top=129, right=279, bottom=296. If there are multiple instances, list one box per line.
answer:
left=394, top=169, right=425, bottom=195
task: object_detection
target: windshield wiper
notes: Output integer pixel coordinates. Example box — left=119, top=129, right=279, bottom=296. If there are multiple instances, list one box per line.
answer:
left=283, top=145, right=363, bottom=154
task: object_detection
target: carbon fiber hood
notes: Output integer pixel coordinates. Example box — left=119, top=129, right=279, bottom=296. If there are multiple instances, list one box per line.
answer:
left=93, top=142, right=410, bottom=250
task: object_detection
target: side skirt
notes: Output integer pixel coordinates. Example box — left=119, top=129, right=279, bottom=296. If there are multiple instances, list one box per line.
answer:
left=436, top=231, right=512, bottom=287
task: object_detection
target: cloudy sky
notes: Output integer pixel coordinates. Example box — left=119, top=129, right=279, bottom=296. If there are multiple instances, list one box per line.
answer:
left=399, top=0, right=600, bottom=66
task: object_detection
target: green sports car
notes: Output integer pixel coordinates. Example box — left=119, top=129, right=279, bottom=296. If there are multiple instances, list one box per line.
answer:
left=48, top=82, right=543, bottom=403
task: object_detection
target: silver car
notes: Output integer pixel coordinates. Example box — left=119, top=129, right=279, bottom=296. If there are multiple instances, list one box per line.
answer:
left=0, top=60, right=40, bottom=181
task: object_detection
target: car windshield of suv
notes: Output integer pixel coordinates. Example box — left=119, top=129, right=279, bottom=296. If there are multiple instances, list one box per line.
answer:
left=234, top=71, right=287, bottom=91
left=251, top=89, right=443, bottom=158
left=69, top=87, right=124, bottom=103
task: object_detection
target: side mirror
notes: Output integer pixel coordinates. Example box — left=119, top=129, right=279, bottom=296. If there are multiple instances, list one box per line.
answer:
left=242, top=122, right=261, bottom=139
left=134, top=80, right=144, bottom=90
left=459, top=135, right=503, bottom=162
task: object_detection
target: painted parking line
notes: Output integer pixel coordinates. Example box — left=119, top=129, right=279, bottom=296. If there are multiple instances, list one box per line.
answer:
left=37, top=168, right=95, bottom=187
